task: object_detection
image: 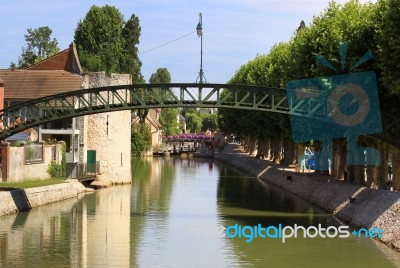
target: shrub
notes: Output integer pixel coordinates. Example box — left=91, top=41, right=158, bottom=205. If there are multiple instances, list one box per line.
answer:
left=47, top=160, right=63, bottom=179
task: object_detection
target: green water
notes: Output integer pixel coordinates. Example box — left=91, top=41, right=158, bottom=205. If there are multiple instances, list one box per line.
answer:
left=0, top=157, right=399, bottom=267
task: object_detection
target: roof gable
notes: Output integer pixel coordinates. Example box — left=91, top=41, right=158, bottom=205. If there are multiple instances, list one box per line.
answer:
left=26, top=43, right=82, bottom=75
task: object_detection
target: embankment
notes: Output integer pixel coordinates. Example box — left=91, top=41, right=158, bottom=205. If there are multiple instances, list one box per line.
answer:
left=0, top=180, right=86, bottom=216
left=215, top=150, right=400, bottom=251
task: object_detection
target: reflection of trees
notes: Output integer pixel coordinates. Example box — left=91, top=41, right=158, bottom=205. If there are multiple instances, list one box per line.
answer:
left=217, top=165, right=318, bottom=227
left=216, top=165, right=398, bottom=267
left=130, top=157, right=176, bottom=267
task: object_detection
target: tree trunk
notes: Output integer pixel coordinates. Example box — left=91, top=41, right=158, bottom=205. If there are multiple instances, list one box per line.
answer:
left=355, top=165, right=365, bottom=185
left=248, top=136, right=257, bottom=155
left=331, top=138, right=347, bottom=180
left=255, top=137, right=264, bottom=158
left=288, top=140, right=297, bottom=166
left=366, top=165, right=377, bottom=188
left=282, top=139, right=290, bottom=165
left=314, top=140, right=330, bottom=175
left=331, top=139, right=340, bottom=178
left=295, top=143, right=306, bottom=172
left=243, top=136, right=250, bottom=153
left=272, top=136, right=282, bottom=164
left=338, top=139, right=348, bottom=181
left=262, top=138, right=270, bottom=159
left=377, top=141, right=389, bottom=190
left=391, top=144, right=400, bottom=191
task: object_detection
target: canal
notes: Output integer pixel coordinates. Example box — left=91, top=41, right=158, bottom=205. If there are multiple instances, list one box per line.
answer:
left=0, top=157, right=399, bottom=267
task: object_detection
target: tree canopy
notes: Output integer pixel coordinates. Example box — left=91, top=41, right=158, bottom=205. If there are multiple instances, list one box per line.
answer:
left=12, top=26, right=59, bottom=68
left=149, top=68, right=180, bottom=135
left=74, top=5, right=143, bottom=82
left=219, top=0, right=398, bottom=142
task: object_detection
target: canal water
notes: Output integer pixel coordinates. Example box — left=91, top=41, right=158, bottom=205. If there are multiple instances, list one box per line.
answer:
left=0, top=157, right=399, bottom=267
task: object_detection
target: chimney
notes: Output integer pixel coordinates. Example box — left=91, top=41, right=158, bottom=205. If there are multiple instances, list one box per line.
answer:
left=0, top=78, right=4, bottom=110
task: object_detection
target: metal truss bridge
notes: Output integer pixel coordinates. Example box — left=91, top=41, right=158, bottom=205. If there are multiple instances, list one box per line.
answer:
left=0, top=83, right=399, bottom=147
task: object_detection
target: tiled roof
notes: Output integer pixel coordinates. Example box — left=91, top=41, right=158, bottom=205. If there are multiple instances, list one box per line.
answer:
left=0, top=69, right=83, bottom=100
left=26, top=43, right=82, bottom=74
left=0, top=77, right=4, bottom=86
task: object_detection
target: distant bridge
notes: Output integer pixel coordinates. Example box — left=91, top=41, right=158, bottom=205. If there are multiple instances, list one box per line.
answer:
left=0, top=83, right=399, bottom=147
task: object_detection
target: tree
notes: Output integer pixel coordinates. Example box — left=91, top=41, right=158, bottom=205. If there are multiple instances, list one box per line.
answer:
left=131, top=122, right=151, bottom=156
left=376, top=0, right=400, bottom=96
left=185, top=113, right=202, bottom=133
left=74, top=5, right=142, bottom=80
left=201, top=113, right=218, bottom=132
left=13, top=26, right=59, bottom=68
left=160, top=108, right=179, bottom=135
left=149, top=68, right=180, bottom=135
left=121, top=14, right=144, bottom=83
left=182, top=107, right=198, bottom=117
left=149, top=67, right=171, bottom=84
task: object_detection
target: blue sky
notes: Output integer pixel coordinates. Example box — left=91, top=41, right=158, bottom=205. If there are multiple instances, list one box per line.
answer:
left=1, top=0, right=375, bottom=83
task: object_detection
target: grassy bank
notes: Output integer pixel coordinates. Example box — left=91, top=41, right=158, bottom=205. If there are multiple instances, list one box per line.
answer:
left=0, top=179, right=65, bottom=189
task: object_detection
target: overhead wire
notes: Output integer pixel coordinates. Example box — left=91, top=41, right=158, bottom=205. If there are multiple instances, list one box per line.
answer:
left=139, top=30, right=201, bottom=99
left=139, top=30, right=196, bottom=55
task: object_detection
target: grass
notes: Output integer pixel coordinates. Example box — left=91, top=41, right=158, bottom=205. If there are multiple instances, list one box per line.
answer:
left=0, top=178, right=65, bottom=190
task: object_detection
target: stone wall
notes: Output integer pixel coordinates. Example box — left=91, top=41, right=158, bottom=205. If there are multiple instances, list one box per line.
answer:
left=81, top=72, right=132, bottom=184
left=0, top=180, right=86, bottom=216
left=215, top=152, right=400, bottom=252
left=1, top=143, right=61, bottom=182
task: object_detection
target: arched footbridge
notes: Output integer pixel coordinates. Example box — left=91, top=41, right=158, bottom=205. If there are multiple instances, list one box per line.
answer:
left=0, top=83, right=399, bottom=147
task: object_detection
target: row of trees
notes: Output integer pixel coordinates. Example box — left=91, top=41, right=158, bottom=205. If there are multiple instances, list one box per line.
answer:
left=219, top=0, right=400, bottom=190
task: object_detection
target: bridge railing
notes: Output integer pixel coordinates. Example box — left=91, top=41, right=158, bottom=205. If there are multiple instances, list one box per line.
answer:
left=66, top=161, right=100, bottom=180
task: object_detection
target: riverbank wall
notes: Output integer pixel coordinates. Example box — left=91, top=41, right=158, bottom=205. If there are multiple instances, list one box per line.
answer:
left=215, top=148, right=400, bottom=252
left=0, top=180, right=86, bottom=217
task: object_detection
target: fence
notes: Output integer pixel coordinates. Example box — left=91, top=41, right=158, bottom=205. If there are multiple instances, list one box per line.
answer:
left=25, top=144, right=43, bottom=164
left=2, top=143, right=61, bottom=182
left=66, top=161, right=100, bottom=180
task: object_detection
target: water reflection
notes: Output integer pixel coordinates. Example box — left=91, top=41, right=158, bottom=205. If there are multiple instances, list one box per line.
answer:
left=217, top=165, right=400, bottom=268
left=0, top=157, right=399, bottom=267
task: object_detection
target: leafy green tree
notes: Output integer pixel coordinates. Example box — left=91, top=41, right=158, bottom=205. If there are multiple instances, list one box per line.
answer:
left=74, top=5, right=142, bottom=81
left=131, top=123, right=151, bottom=156
left=149, top=68, right=180, bottom=135
left=201, top=113, right=218, bottom=132
left=182, top=107, right=198, bottom=117
left=13, top=26, right=59, bottom=68
left=121, top=14, right=144, bottom=83
left=185, top=113, right=202, bottom=133
left=375, top=0, right=400, bottom=96
left=149, top=67, right=171, bottom=84
left=160, top=108, right=179, bottom=135
left=131, top=133, right=150, bottom=156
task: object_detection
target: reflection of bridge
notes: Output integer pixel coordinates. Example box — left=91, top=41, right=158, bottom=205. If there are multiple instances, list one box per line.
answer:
left=0, top=83, right=399, bottom=147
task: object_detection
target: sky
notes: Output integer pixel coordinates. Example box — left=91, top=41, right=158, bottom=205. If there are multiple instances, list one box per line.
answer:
left=1, top=0, right=376, bottom=83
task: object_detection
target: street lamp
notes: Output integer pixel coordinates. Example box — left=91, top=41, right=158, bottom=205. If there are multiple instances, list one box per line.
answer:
left=196, top=13, right=206, bottom=84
